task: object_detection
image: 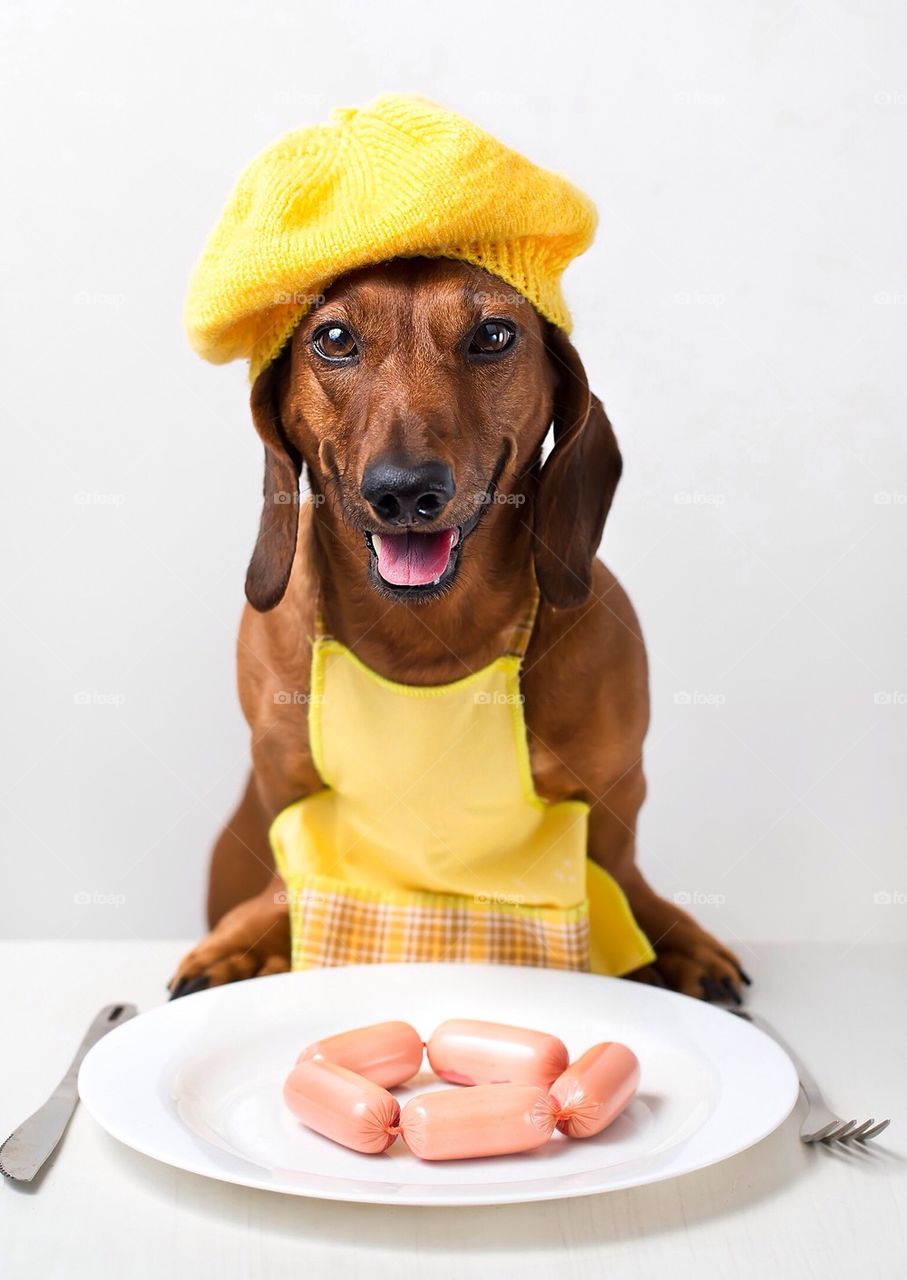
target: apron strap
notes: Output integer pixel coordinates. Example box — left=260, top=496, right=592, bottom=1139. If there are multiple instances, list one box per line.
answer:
left=312, top=589, right=329, bottom=641
left=504, top=577, right=541, bottom=660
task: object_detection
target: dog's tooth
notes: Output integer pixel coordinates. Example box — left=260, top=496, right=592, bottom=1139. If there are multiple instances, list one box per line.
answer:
left=371, top=534, right=382, bottom=555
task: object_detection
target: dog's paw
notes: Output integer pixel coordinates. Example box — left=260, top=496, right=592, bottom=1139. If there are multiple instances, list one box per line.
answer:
left=628, top=931, right=751, bottom=1004
left=167, top=893, right=291, bottom=998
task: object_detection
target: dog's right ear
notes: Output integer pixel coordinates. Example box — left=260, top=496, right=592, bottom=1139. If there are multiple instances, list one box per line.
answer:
left=246, top=347, right=301, bottom=612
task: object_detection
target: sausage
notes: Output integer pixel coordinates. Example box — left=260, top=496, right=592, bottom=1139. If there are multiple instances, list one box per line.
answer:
left=548, top=1042, right=640, bottom=1138
left=426, top=1018, right=569, bottom=1087
left=400, top=1084, right=556, bottom=1160
left=298, top=1020, right=424, bottom=1088
left=283, top=1057, right=400, bottom=1153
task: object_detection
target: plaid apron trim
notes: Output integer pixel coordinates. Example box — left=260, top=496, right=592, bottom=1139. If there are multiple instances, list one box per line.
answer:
left=282, top=873, right=591, bottom=972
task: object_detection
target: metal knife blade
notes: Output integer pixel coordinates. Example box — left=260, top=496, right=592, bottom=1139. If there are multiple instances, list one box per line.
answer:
left=0, top=1002, right=137, bottom=1182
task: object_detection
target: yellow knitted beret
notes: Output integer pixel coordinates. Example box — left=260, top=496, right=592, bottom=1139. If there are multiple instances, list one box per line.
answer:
left=184, top=93, right=597, bottom=381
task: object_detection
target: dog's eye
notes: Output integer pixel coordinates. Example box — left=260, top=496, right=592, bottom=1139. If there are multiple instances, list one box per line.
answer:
left=469, top=319, right=516, bottom=357
left=312, top=324, right=358, bottom=361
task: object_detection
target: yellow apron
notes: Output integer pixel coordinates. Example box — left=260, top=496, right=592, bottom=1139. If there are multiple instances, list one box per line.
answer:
left=270, top=587, right=654, bottom=977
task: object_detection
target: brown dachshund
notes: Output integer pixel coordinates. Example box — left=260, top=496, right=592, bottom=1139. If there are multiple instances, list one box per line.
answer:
left=169, top=256, right=748, bottom=1003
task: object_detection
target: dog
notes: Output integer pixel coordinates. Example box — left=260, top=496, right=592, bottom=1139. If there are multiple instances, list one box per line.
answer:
left=169, top=255, right=747, bottom=1003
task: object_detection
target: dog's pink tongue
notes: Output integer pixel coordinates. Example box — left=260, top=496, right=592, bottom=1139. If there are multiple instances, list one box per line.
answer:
left=373, top=529, right=457, bottom=587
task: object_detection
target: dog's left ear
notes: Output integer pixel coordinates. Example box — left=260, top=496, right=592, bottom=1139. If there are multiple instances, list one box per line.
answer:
left=246, top=347, right=302, bottom=612
left=533, top=326, right=623, bottom=609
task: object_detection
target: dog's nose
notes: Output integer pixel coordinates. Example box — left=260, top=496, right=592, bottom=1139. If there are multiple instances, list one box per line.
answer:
left=361, top=458, right=455, bottom=524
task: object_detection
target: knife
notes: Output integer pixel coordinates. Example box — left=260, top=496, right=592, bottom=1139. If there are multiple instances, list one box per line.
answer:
left=0, top=1002, right=137, bottom=1182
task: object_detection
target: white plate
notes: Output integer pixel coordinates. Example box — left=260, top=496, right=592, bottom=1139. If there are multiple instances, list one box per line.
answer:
left=78, top=963, right=798, bottom=1206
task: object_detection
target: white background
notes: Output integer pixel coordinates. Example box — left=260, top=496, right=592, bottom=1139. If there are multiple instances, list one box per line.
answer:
left=1, top=0, right=904, bottom=956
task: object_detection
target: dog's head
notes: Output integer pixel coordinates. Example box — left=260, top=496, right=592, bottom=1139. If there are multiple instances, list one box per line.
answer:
left=246, top=257, right=621, bottom=612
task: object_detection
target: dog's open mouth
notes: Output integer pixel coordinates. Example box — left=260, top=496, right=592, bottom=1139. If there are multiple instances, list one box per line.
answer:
left=363, top=456, right=504, bottom=597
left=365, top=527, right=460, bottom=589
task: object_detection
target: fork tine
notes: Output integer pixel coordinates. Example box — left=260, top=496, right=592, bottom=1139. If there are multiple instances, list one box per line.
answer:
left=825, top=1120, right=859, bottom=1142
left=856, top=1119, right=891, bottom=1142
left=802, top=1118, right=842, bottom=1143
left=842, top=1119, right=875, bottom=1142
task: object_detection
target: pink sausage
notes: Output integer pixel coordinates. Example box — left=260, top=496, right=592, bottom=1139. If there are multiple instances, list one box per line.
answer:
left=298, top=1020, right=424, bottom=1088
left=548, top=1042, right=640, bottom=1138
left=283, top=1058, right=400, bottom=1153
left=400, top=1084, right=555, bottom=1160
left=426, top=1019, right=569, bottom=1087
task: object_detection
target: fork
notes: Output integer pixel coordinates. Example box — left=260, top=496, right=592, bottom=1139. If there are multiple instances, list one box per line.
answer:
left=722, top=1002, right=890, bottom=1144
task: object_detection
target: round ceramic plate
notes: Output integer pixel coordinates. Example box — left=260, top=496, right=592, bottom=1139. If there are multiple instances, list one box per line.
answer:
left=78, top=963, right=798, bottom=1206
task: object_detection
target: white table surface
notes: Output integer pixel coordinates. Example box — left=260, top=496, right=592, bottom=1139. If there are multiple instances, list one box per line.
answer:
left=1, top=941, right=904, bottom=1279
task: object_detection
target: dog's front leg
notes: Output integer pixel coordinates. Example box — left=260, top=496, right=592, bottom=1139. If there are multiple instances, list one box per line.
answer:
left=588, top=768, right=749, bottom=1003
left=167, top=876, right=290, bottom=997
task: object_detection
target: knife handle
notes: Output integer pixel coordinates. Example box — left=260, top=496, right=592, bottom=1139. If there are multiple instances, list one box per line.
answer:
left=0, top=1002, right=137, bottom=1182
left=54, top=1003, right=136, bottom=1097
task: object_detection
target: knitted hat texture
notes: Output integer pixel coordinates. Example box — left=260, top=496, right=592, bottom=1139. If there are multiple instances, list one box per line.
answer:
left=185, top=93, right=597, bottom=380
